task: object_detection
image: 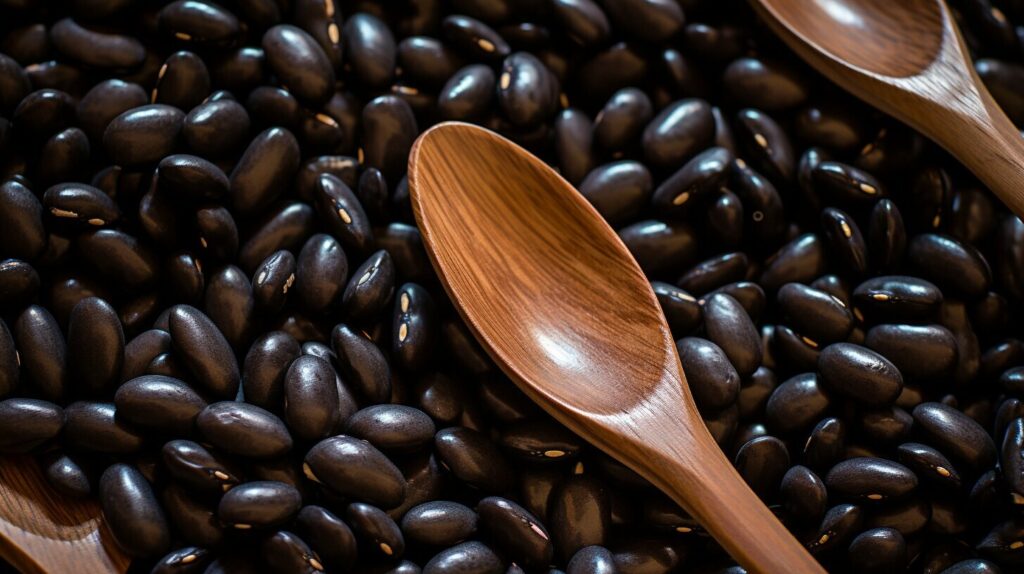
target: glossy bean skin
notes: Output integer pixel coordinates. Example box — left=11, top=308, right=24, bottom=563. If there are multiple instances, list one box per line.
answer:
left=908, top=233, right=992, bottom=298
left=423, top=541, right=504, bottom=574
left=162, top=439, right=241, bottom=495
left=182, top=99, right=251, bottom=159
left=263, top=25, right=335, bottom=106
left=304, top=435, right=407, bottom=509
left=230, top=127, right=301, bottom=216
left=652, top=146, right=733, bottom=219
left=913, top=402, right=996, bottom=470
left=825, top=457, right=918, bottom=502
left=677, top=337, right=740, bottom=411
left=50, top=18, right=146, bottom=71
left=477, top=496, right=553, bottom=568
left=818, top=343, right=903, bottom=406
left=100, top=464, right=170, bottom=557
left=66, top=297, right=124, bottom=396
left=642, top=98, right=715, bottom=170
left=702, top=293, right=762, bottom=377
left=865, top=324, right=958, bottom=381
left=218, top=480, right=301, bottom=530
left=401, top=501, right=478, bottom=547
left=103, top=105, right=184, bottom=167
left=196, top=401, right=292, bottom=459
left=284, top=355, right=339, bottom=441
left=0, top=180, right=46, bottom=260
left=169, top=305, right=239, bottom=398
left=0, top=398, right=64, bottom=454
left=295, top=505, right=358, bottom=571
left=579, top=161, right=651, bottom=225
left=549, top=473, right=610, bottom=562
left=362, top=95, right=419, bottom=183
left=114, top=375, right=206, bottom=436
left=242, top=330, right=300, bottom=411
left=13, top=305, right=67, bottom=401
left=332, top=323, right=391, bottom=404
left=435, top=426, right=513, bottom=493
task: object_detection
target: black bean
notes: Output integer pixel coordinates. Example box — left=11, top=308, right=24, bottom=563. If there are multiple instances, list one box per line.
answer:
left=477, top=496, right=553, bottom=568
left=760, top=233, right=827, bottom=292
left=197, top=401, right=292, bottom=458
left=332, top=323, right=391, bottom=404
left=314, top=172, right=373, bottom=255
left=283, top=354, right=339, bottom=441
left=196, top=205, right=240, bottom=263
left=734, top=435, right=789, bottom=499
left=114, top=375, right=205, bottom=436
left=182, top=99, right=251, bottom=159
left=908, top=233, right=992, bottom=298
left=295, top=505, right=358, bottom=571
left=578, top=160, right=650, bottom=225
left=362, top=95, right=419, bottom=183
left=304, top=435, right=406, bottom=508
left=702, top=292, right=761, bottom=377
left=818, top=343, right=903, bottom=406
left=435, top=426, right=513, bottom=493
left=341, top=250, right=395, bottom=323
left=548, top=471, right=610, bottom=562
left=0, top=398, right=63, bottom=453
left=602, top=0, right=681, bottom=42
left=231, top=127, right=300, bottom=215
left=241, top=330, right=299, bottom=411
left=865, top=324, right=958, bottom=381
left=162, top=439, right=240, bottom=495
left=723, top=57, right=807, bottom=111
left=642, top=99, right=715, bottom=170
left=169, top=305, right=239, bottom=398
left=806, top=504, right=862, bottom=555
left=812, top=160, right=885, bottom=204
left=567, top=545, right=616, bottom=574
left=0, top=180, right=45, bottom=260
left=100, top=463, right=170, bottom=557
left=825, top=457, right=918, bottom=502
left=912, top=402, right=996, bottom=470
left=346, top=404, right=435, bottom=454
left=593, top=88, right=651, bottom=152
left=157, top=0, right=240, bottom=47
left=939, top=559, right=1003, bottom=574
left=975, top=517, right=1024, bottom=565
left=780, top=465, right=827, bottom=524
left=423, top=541, right=504, bottom=574
left=821, top=207, right=869, bottom=276
left=677, top=337, right=739, bottom=411
left=0, top=53, right=30, bottom=113
left=13, top=305, right=67, bottom=401
left=157, top=154, right=229, bottom=202
left=652, top=146, right=733, bottom=219
left=218, top=480, right=301, bottom=530
left=896, top=441, right=961, bottom=490
left=50, top=18, right=145, bottom=71
left=160, top=483, right=223, bottom=547
left=497, top=51, right=557, bottom=128
left=853, top=275, right=943, bottom=322
left=764, top=373, right=831, bottom=434
left=868, top=199, right=907, bottom=272
left=401, top=501, right=478, bottom=547
left=103, top=104, right=184, bottom=167
left=848, top=528, right=907, bottom=574
left=618, top=220, right=697, bottom=277
left=153, top=51, right=210, bottom=111
left=438, top=64, right=496, bottom=122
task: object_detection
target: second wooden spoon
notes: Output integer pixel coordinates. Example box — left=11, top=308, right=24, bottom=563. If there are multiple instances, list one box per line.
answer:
left=408, top=122, right=825, bottom=574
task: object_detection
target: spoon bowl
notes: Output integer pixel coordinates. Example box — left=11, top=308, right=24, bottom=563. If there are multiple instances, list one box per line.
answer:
left=408, top=122, right=826, bottom=574
left=752, top=0, right=1024, bottom=219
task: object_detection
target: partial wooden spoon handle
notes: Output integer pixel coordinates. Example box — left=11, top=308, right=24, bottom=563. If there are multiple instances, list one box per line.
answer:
left=0, top=456, right=128, bottom=574
left=637, top=428, right=826, bottom=574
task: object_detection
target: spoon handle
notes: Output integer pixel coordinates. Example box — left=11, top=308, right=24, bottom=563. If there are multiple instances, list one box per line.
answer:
left=925, top=87, right=1024, bottom=221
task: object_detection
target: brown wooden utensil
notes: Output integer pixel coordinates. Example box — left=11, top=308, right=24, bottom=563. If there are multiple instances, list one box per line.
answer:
left=0, top=456, right=128, bottom=573
left=407, top=122, right=826, bottom=574
left=751, top=0, right=1024, bottom=219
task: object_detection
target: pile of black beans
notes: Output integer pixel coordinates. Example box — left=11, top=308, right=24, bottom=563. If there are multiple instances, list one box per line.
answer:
left=5, top=0, right=1024, bottom=572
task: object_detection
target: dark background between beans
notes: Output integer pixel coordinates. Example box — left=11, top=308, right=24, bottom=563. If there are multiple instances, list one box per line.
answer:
left=1, top=0, right=1024, bottom=573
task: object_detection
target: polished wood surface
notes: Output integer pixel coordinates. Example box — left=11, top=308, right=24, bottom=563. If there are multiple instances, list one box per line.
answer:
left=408, top=122, right=826, bottom=574
left=752, top=0, right=1024, bottom=220
left=0, top=456, right=128, bottom=574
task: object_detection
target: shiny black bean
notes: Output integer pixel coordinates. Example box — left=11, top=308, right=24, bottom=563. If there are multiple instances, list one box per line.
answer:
left=0, top=53, right=30, bottom=113
left=304, top=435, right=406, bottom=508
left=806, top=504, right=862, bottom=555
left=913, top=402, right=996, bottom=470
left=702, top=292, right=761, bottom=377
left=642, top=98, right=714, bottom=169
left=292, top=233, right=347, bottom=314
left=652, top=146, right=732, bottom=219
left=14, top=89, right=77, bottom=146
left=113, top=374, right=204, bottom=436
left=435, top=426, right=513, bottom=493
left=152, top=51, right=210, bottom=111
left=259, top=530, right=320, bottom=574
left=37, top=126, right=89, bottom=185
left=498, top=418, right=581, bottom=462
left=939, top=559, right=1003, bottom=574
left=168, top=305, right=239, bottom=398
left=723, top=57, right=807, bottom=111
left=100, top=463, right=170, bottom=557
left=218, top=480, right=301, bottom=530
left=313, top=172, right=373, bottom=255
left=347, top=502, right=405, bottom=560
left=362, top=95, right=418, bottom=183
left=780, top=465, right=826, bottom=524
left=735, top=108, right=794, bottom=184
left=777, top=282, right=853, bottom=345
left=821, top=207, right=868, bottom=276
left=0, top=398, right=63, bottom=453
left=332, top=323, right=390, bottom=404
left=734, top=435, right=789, bottom=499
left=64, top=297, right=123, bottom=397
left=794, top=103, right=864, bottom=152
left=908, top=233, right=992, bottom=298
left=975, top=517, right=1024, bottom=565
left=651, top=282, right=701, bottom=337
left=497, top=51, right=557, bottom=128
left=949, top=187, right=996, bottom=245
left=393, top=283, right=436, bottom=371
left=442, top=14, right=509, bottom=61
left=760, top=233, right=827, bottom=292
left=196, top=205, right=239, bottom=263
left=50, top=18, right=145, bottom=71
left=157, top=0, right=240, bottom=47
left=764, top=373, right=830, bottom=434
left=477, top=496, right=552, bottom=568
left=0, top=258, right=38, bottom=311
left=282, top=355, right=339, bottom=441
left=182, top=99, right=250, bottom=159
left=803, top=416, right=845, bottom=472
left=103, top=104, right=184, bottom=167
left=818, top=343, right=902, bottom=406
left=593, top=88, right=651, bottom=152
left=618, top=220, right=697, bottom=277
left=0, top=180, right=45, bottom=260
left=160, top=483, right=223, bottom=547
left=438, top=64, right=496, bottom=122
left=162, top=439, right=240, bottom=495
left=231, top=127, right=300, bottom=215
left=424, top=541, right=503, bottom=574
left=157, top=154, right=229, bottom=202
left=676, top=337, right=739, bottom=411
left=13, top=305, right=67, bottom=401
left=812, top=160, right=885, bottom=205
left=401, top=500, right=477, bottom=547
left=345, top=404, right=435, bottom=454
left=867, top=198, right=907, bottom=272
left=602, top=0, right=681, bottom=42
left=260, top=25, right=334, bottom=108
left=896, top=441, right=960, bottom=490
left=852, top=275, right=943, bottom=323
left=848, top=528, right=907, bottom=574
left=197, top=401, right=291, bottom=458
left=825, top=457, right=917, bottom=502
left=150, top=546, right=212, bottom=574
left=579, top=160, right=651, bottom=225
left=549, top=471, right=610, bottom=562
left=296, top=505, right=358, bottom=571
left=865, top=324, right=958, bottom=381
left=79, top=229, right=160, bottom=291
left=341, top=250, right=395, bottom=323
left=250, top=251, right=294, bottom=314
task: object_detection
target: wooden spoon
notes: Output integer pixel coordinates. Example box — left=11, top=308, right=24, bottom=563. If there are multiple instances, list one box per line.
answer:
left=408, top=122, right=825, bottom=574
left=751, top=0, right=1024, bottom=219
left=0, top=456, right=128, bottom=573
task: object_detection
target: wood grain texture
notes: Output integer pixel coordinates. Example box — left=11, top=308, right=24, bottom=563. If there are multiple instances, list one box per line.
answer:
left=408, top=122, right=826, bottom=574
left=0, top=456, right=128, bottom=574
left=752, top=0, right=1024, bottom=220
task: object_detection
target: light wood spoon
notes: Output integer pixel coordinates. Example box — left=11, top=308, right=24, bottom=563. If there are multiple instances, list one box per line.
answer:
left=751, top=0, right=1024, bottom=219
left=0, top=456, right=128, bottom=573
left=408, top=122, right=825, bottom=574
